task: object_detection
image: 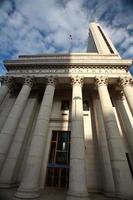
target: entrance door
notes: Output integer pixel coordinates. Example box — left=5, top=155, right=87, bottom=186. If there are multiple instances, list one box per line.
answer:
left=46, top=131, right=70, bottom=188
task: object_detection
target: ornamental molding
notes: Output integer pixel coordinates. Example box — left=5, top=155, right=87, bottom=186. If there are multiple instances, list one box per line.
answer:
left=7, top=65, right=128, bottom=76
left=5, top=64, right=128, bottom=71
left=4, top=53, right=132, bottom=67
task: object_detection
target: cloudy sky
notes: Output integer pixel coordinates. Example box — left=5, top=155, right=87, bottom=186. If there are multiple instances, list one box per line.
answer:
left=0, top=0, right=133, bottom=74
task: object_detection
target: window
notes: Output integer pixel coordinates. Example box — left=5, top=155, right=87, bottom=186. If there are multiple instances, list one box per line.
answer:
left=49, top=131, right=70, bottom=165
left=47, top=131, right=70, bottom=188
left=83, top=100, right=89, bottom=111
left=61, top=100, right=69, bottom=110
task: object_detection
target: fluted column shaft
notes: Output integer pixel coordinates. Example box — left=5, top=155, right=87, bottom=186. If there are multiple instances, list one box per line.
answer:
left=66, top=77, right=89, bottom=200
left=0, top=77, right=13, bottom=105
left=14, top=77, right=56, bottom=199
left=96, top=76, right=133, bottom=199
left=0, top=77, right=33, bottom=171
left=0, top=94, right=16, bottom=132
left=93, top=95, right=115, bottom=196
left=113, top=91, right=133, bottom=155
left=0, top=94, right=38, bottom=188
left=119, top=76, right=133, bottom=116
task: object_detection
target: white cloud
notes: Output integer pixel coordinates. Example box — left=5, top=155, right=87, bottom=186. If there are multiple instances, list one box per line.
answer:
left=0, top=0, right=132, bottom=66
left=121, top=37, right=133, bottom=49
left=123, top=46, right=133, bottom=57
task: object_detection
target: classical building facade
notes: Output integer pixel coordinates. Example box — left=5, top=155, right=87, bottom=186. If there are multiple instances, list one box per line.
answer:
left=0, top=23, right=133, bottom=200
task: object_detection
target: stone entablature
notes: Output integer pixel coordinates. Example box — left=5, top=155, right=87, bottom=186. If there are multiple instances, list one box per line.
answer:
left=7, top=53, right=122, bottom=61
left=4, top=66, right=130, bottom=78
left=4, top=53, right=132, bottom=71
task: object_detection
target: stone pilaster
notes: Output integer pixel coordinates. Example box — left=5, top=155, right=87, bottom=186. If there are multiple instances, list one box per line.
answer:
left=119, top=76, right=133, bottom=116
left=0, top=76, right=14, bottom=105
left=0, top=76, right=33, bottom=171
left=95, top=76, right=133, bottom=199
left=93, top=94, right=115, bottom=196
left=14, top=76, right=56, bottom=199
left=66, top=77, right=89, bottom=200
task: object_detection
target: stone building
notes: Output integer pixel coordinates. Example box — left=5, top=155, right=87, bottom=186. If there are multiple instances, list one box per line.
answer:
left=0, top=22, right=133, bottom=200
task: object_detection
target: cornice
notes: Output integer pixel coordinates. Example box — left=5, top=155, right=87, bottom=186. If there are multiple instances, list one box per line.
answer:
left=4, top=53, right=132, bottom=71
left=5, top=64, right=129, bottom=71
left=18, top=52, right=118, bottom=58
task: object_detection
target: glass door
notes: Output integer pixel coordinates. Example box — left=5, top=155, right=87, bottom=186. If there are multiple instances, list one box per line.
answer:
left=46, top=131, right=70, bottom=188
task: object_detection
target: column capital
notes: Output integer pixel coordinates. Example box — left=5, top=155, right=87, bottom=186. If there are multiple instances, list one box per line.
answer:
left=119, top=76, right=133, bottom=88
left=47, top=76, right=57, bottom=87
left=4, top=76, right=14, bottom=90
left=23, top=76, right=34, bottom=88
left=0, top=76, right=4, bottom=83
left=71, top=76, right=84, bottom=87
left=113, top=90, right=125, bottom=101
left=95, top=76, right=108, bottom=87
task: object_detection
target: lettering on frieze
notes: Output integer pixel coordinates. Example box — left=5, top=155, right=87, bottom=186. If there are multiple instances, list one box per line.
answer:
left=11, top=68, right=127, bottom=75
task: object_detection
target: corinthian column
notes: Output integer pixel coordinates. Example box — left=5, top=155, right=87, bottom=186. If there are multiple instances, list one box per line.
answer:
left=113, top=91, right=133, bottom=155
left=93, top=94, right=115, bottom=196
left=119, top=76, right=133, bottom=116
left=95, top=76, right=133, bottom=199
left=66, top=77, right=89, bottom=200
left=0, top=77, right=33, bottom=171
left=0, top=93, right=38, bottom=188
left=14, top=77, right=56, bottom=199
left=0, top=77, right=13, bottom=105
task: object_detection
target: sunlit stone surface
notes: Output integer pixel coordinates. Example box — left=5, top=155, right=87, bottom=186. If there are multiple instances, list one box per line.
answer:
left=0, top=23, right=133, bottom=200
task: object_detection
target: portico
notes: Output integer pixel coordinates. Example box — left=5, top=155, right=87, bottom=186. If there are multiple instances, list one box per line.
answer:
left=0, top=23, right=133, bottom=200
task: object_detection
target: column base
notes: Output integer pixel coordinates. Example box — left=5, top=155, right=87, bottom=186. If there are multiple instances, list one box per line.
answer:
left=14, top=189, right=40, bottom=199
left=116, top=193, right=133, bottom=200
left=66, top=191, right=90, bottom=200
left=104, top=191, right=116, bottom=198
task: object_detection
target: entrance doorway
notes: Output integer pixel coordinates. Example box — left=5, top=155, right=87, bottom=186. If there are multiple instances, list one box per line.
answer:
left=46, top=131, right=70, bottom=188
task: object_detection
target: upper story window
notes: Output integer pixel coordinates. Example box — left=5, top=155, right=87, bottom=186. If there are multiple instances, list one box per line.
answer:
left=61, top=100, right=69, bottom=111
left=83, top=100, right=89, bottom=111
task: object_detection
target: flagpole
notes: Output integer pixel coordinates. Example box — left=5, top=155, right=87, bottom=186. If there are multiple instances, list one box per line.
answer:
left=69, top=34, right=72, bottom=53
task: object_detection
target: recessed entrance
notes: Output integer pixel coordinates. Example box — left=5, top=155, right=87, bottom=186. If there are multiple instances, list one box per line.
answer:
left=46, top=130, right=70, bottom=188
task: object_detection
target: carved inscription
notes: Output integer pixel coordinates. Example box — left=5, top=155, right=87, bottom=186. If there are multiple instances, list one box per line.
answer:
left=9, top=67, right=127, bottom=75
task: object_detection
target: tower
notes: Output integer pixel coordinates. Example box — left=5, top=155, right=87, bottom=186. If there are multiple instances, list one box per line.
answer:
left=0, top=23, right=133, bottom=200
left=87, top=22, right=119, bottom=55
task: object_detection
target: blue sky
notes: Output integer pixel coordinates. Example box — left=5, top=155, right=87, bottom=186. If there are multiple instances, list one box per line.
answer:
left=0, top=0, right=133, bottom=74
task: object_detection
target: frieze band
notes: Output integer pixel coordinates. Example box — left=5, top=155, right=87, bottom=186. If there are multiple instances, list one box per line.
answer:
left=8, top=67, right=127, bottom=75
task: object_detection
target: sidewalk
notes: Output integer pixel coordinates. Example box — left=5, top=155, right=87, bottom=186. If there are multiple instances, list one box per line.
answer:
left=0, top=187, right=116, bottom=200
